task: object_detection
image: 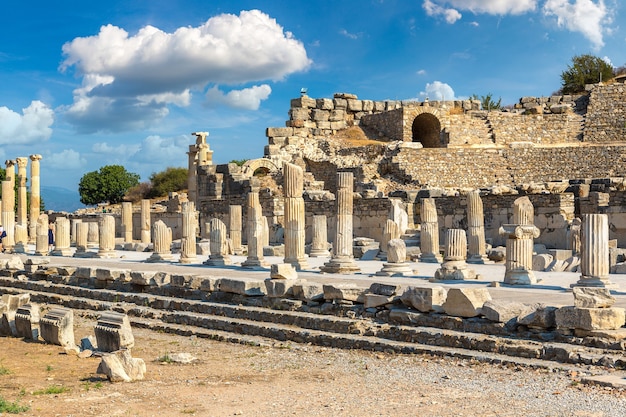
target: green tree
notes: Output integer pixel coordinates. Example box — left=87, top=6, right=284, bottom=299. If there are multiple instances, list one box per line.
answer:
left=147, top=167, right=188, bottom=198
left=471, top=93, right=502, bottom=111
left=560, top=54, right=614, bottom=94
left=0, top=167, right=45, bottom=210
left=78, top=165, right=140, bottom=205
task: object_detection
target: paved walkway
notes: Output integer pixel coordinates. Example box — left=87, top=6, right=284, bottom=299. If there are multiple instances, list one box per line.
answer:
left=8, top=245, right=626, bottom=309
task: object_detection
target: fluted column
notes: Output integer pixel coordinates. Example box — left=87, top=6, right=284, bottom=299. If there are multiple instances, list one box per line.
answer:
left=13, top=224, right=28, bottom=253
left=51, top=217, right=72, bottom=256
left=513, top=196, right=534, bottom=225
left=87, top=222, right=99, bottom=248
left=35, top=216, right=49, bottom=256
left=500, top=196, right=540, bottom=285
left=179, top=202, right=197, bottom=264
left=187, top=146, right=198, bottom=205
left=229, top=205, right=243, bottom=255
left=283, top=162, right=309, bottom=270
left=433, top=229, right=476, bottom=280
left=70, top=219, right=81, bottom=245
left=321, top=171, right=360, bottom=274
left=379, top=219, right=401, bottom=261
left=140, top=199, right=151, bottom=244
left=1, top=180, right=15, bottom=251
left=121, top=202, right=133, bottom=243
left=147, top=220, right=173, bottom=262
left=419, top=198, right=442, bottom=263
left=575, top=214, right=616, bottom=288
left=309, top=215, right=330, bottom=257
left=466, top=190, right=490, bottom=264
left=261, top=216, right=270, bottom=247
left=204, top=218, right=232, bottom=266
left=16, top=157, right=28, bottom=229
left=242, top=191, right=267, bottom=269
left=73, top=222, right=89, bottom=257
left=28, top=154, right=42, bottom=243
left=96, top=215, right=116, bottom=258
left=569, top=218, right=582, bottom=256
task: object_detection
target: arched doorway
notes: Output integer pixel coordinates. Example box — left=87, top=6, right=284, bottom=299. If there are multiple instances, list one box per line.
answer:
left=412, top=113, right=442, bottom=147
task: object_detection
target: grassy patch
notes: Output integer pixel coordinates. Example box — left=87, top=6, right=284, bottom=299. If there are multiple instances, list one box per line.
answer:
left=0, top=396, right=29, bottom=414
left=157, top=353, right=173, bottom=364
left=81, top=381, right=103, bottom=391
left=0, top=366, right=11, bottom=376
left=32, top=385, right=70, bottom=395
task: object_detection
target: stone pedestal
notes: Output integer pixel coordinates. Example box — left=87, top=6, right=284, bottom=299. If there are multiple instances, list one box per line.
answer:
left=309, top=215, right=330, bottom=257
left=574, top=214, right=617, bottom=288
left=466, top=190, right=491, bottom=264
left=500, top=225, right=540, bottom=285
left=51, top=217, right=72, bottom=256
left=379, top=219, right=401, bottom=261
left=283, top=163, right=309, bottom=270
left=433, top=229, right=477, bottom=281
left=121, top=202, right=133, bottom=243
left=13, top=224, right=28, bottom=254
left=376, top=239, right=414, bottom=276
left=28, top=155, right=42, bottom=243
left=97, top=215, right=116, bottom=258
left=242, top=191, right=268, bottom=269
left=140, top=199, right=151, bottom=244
left=229, top=205, right=243, bottom=255
left=419, top=198, right=442, bottom=263
left=179, top=202, right=198, bottom=264
left=321, top=172, right=360, bottom=274
left=147, top=220, right=173, bottom=262
left=204, top=218, right=232, bottom=266
left=35, top=220, right=49, bottom=256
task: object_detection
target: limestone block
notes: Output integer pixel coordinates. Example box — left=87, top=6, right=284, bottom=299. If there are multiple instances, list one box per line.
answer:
left=74, top=267, right=95, bottom=279
left=1, top=293, right=30, bottom=310
left=266, top=127, right=294, bottom=137
left=316, top=98, right=333, bottom=110
left=549, top=249, right=573, bottom=261
left=292, top=282, right=324, bottom=301
left=517, top=304, right=557, bottom=329
left=612, top=262, right=626, bottom=274
left=57, top=267, right=77, bottom=276
left=290, top=107, right=310, bottom=120
left=555, top=306, right=625, bottom=330
left=329, top=109, right=346, bottom=121
left=369, top=283, right=402, bottom=297
left=363, top=294, right=394, bottom=309
left=264, top=279, right=296, bottom=298
left=573, top=287, right=615, bottom=308
left=333, top=98, right=347, bottom=109
left=95, top=311, right=135, bottom=352
left=130, top=271, right=157, bottom=286
left=171, top=274, right=202, bottom=289
left=270, top=264, right=298, bottom=280
left=96, top=268, right=130, bottom=282
left=362, top=100, right=374, bottom=112
left=312, top=109, right=330, bottom=121
left=97, top=349, right=146, bottom=383
left=151, top=272, right=171, bottom=287
left=322, top=283, right=366, bottom=302
left=400, top=286, right=447, bottom=313
left=532, top=253, right=553, bottom=271
left=488, top=247, right=506, bottom=262
left=6, top=256, right=24, bottom=270
left=443, top=288, right=491, bottom=318
left=290, top=96, right=316, bottom=108
left=40, top=307, right=75, bottom=348
left=14, top=303, right=40, bottom=340
left=199, top=276, right=218, bottom=292
left=482, top=300, right=528, bottom=324
left=218, top=278, right=266, bottom=296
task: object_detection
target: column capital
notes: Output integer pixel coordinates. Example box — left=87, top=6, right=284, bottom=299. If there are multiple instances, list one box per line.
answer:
left=29, top=154, right=43, bottom=162
left=5, top=159, right=15, bottom=168
left=16, top=157, right=28, bottom=168
left=191, top=131, right=209, bottom=144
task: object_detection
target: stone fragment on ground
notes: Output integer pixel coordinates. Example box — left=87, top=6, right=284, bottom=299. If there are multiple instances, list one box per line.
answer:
left=555, top=306, right=626, bottom=331
left=400, top=286, right=446, bottom=313
left=442, top=288, right=491, bottom=318
left=97, top=349, right=146, bottom=382
left=572, top=287, right=615, bottom=308
left=482, top=300, right=528, bottom=324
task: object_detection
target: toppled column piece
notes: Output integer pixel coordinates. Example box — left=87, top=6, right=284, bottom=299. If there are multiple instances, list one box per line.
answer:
left=0, top=293, right=31, bottom=336
left=40, top=307, right=75, bottom=348
left=433, top=229, right=477, bottom=281
left=376, top=239, right=414, bottom=276
left=94, top=311, right=135, bottom=352
left=15, top=303, right=40, bottom=340
left=309, top=215, right=330, bottom=257
left=499, top=197, right=540, bottom=285
left=97, top=349, right=146, bottom=382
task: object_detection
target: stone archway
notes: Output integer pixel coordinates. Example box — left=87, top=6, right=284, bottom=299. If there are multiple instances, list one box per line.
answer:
left=241, top=158, right=280, bottom=178
left=412, top=113, right=442, bottom=148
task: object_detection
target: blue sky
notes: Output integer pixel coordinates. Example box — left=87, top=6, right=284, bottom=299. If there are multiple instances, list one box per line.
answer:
left=0, top=0, right=624, bottom=193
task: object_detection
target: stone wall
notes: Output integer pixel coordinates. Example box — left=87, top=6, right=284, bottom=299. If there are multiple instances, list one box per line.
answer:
left=584, top=83, right=626, bottom=143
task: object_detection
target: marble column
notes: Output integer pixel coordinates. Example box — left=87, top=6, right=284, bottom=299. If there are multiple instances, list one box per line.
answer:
left=433, top=229, right=476, bottom=280
left=309, top=215, right=330, bottom=257
left=13, top=224, right=28, bottom=253
left=187, top=145, right=198, bottom=205
left=140, top=199, right=151, bottom=244
left=204, top=218, right=231, bottom=266
left=376, top=238, right=414, bottom=276
left=70, top=219, right=81, bottom=245
left=147, top=220, right=173, bottom=262
left=96, top=215, right=116, bottom=258
left=121, top=202, right=133, bottom=243
left=179, top=202, right=198, bottom=264
left=28, top=154, right=42, bottom=243
left=35, top=217, right=49, bottom=256
left=466, top=190, right=491, bottom=264
left=499, top=197, right=540, bottom=285
left=283, top=162, right=309, bottom=270
left=261, top=216, right=270, bottom=248
left=574, top=214, right=616, bottom=288
left=419, top=198, right=442, bottom=263
left=1, top=180, right=15, bottom=252
left=242, top=191, right=267, bottom=269
left=87, top=222, right=99, bottom=248
left=379, top=219, right=401, bottom=261
left=16, top=157, right=28, bottom=230
left=569, top=217, right=582, bottom=256
left=229, top=205, right=243, bottom=255
left=73, top=222, right=90, bottom=257
left=321, top=171, right=360, bottom=274
left=51, top=217, right=72, bottom=256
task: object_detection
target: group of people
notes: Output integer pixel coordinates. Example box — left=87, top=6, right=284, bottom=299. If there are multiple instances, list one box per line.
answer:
left=0, top=222, right=55, bottom=253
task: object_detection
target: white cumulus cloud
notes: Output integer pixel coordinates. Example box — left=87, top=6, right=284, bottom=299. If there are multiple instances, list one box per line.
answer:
left=419, top=81, right=457, bottom=101
left=205, top=85, right=272, bottom=110
left=543, top=0, right=610, bottom=49
left=423, top=0, right=537, bottom=23
left=423, top=0, right=462, bottom=23
left=59, top=10, right=311, bottom=133
left=0, top=101, right=54, bottom=144
left=46, top=149, right=86, bottom=170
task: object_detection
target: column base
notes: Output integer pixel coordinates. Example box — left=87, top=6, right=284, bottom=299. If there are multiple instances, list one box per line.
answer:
left=467, top=254, right=494, bottom=264
left=204, top=256, right=233, bottom=266
left=309, top=249, right=331, bottom=258
left=571, top=276, right=619, bottom=289
left=320, top=257, right=361, bottom=274
left=74, top=251, right=96, bottom=258
left=146, top=253, right=174, bottom=262
left=12, top=243, right=28, bottom=254
left=241, top=258, right=268, bottom=269
left=96, top=250, right=117, bottom=259
left=432, top=262, right=477, bottom=281
left=504, top=269, right=537, bottom=285
left=419, top=253, right=443, bottom=263
left=284, top=257, right=310, bottom=271
left=179, top=256, right=198, bottom=264
left=51, top=248, right=73, bottom=257
left=375, top=262, right=414, bottom=277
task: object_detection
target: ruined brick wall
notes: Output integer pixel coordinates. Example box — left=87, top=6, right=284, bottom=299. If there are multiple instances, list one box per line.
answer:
left=489, top=113, right=583, bottom=145
left=583, top=83, right=626, bottom=143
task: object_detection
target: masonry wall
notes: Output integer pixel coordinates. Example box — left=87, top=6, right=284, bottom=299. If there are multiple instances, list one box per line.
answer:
left=584, top=83, right=626, bottom=143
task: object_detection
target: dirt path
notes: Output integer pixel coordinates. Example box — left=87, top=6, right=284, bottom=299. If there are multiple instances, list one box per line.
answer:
left=0, top=315, right=625, bottom=417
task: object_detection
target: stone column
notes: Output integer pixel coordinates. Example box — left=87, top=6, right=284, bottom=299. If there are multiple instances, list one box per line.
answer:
left=73, top=222, right=89, bottom=257
left=187, top=145, right=198, bottom=205
left=309, top=215, right=330, bottom=257
left=569, top=217, right=582, bottom=256
left=261, top=216, right=270, bottom=248
left=147, top=220, right=173, bottom=262
left=204, top=218, right=231, bottom=266
left=433, top=229, right=476, bottom=280
left=28, top=154, right=42, bottom=243
left=97, top=215, right=116, bottom=258
left=229, top=205, right=243, bottom=255
left=140, top=199, right=151, bottom=244
left=35, top=216, right=49, bottom=256
left=1, top=180, right=15, bottom=251
left=379, top=219, right=401, bottom=261
left=376, top=239, right=413, bottom=276
left=321, top=171, right=360, bottom=274
left=15, top=157, right=28, bottom=228
left=87, top=222, right=99, bottom=248
left=499, top=197, right=540, bottom=285
left=242, top=191, right=267, bottom=269
left=13, top=224, right=28, bottom=253
left=466, top=190, right=490, bottom=264
left=283, top=162, right=309, bottom=270
left=574, top=214, right=616, bottom=288
left=419, top=198, right=442, bottom=263
left=179, top=202, right=197, bottom=264
left=51, top=217, right=72, bottom=256
left=70, top=219, right=81, bottom=245
left=121, top=202, right=133, bottom=243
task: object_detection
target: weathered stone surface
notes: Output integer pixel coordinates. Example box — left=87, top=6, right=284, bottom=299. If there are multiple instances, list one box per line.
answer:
left=14, top=303, right=39, bottom=340
left=95, top=311, right=134, bottom=352
left=443, top=288, right=491, bottom=318
left=97, top=349, right=146, bottom=382
left=488, top=247, right=506, bottom=262
left=270, top=263, right=298, bottom=280
left=6, top=256, right=24, bottom=270
left=264, top=279, right=296, bottom=298
left=517, top=304, right=557, bottom=329
left=401, top=286, right=447, bottom=313
left=96, top=268, right=130, bottom=282
left=40, top=307, right=75, bottom=348
left=322, top=283, right=366, bottom=302
left=482, top=300, right=528, bottom=324
left=73, top=267, right=95, bottom=279
left=292, top=282, right=324, bottom=301
left=130, top=271, right=157, bottom=286
left=572, top=287, right=615, bottom=308
left=369, top=283, right=402, bottom=296
left=555, top=306, right=625, bottom=330
left=199, top=276, right=218, bottom=292
left=532, top=254, right=553, bottom=271
left=218, top=278, right=266, bottom=296
left=363, top=294, right=394, bottom=309
left=171, top=274, right=202, bottom=289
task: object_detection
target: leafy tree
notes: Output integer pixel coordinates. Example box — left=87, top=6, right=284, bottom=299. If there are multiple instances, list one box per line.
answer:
left=147, top=167, right=188, bottom=198
left=78, top=165, right=140, bottom=205
left=471, top=93, right=501, bottom=111
left=124, top=182, right=152, bottom=203
left=560, top=54, right=614, bottom=94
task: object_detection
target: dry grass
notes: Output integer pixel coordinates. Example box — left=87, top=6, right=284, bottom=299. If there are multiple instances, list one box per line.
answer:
left=333, top=126, right=387, bottom=147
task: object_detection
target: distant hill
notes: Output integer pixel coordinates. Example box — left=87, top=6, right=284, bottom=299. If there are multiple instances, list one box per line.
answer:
left=41, top=186, right=84, bottom=213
